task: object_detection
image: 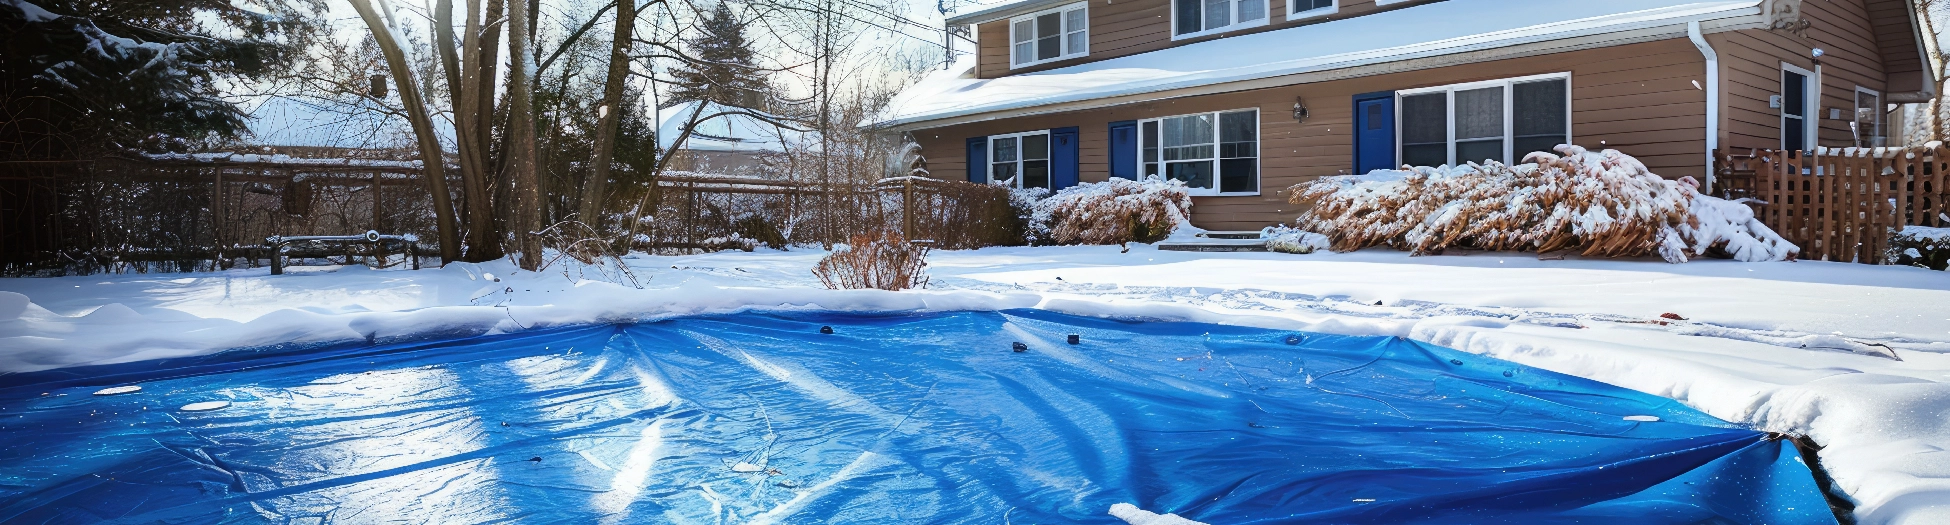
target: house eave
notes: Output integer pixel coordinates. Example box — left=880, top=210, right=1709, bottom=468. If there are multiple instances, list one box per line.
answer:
left=875, top=6, right=1767, bottom=133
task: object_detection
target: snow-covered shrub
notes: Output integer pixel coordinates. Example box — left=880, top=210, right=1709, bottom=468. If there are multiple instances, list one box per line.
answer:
left=1031, top=177, right=1194, bottom=245
left=1886, top=224, right=1950, bottom=271
left=1008, top=186, right=1052, bottom=245
left=1289, top=145, right=1797, bottom=263
left=1262, top=226, right=1330, bottom=254
left=811, top=230, right=930, bottom=290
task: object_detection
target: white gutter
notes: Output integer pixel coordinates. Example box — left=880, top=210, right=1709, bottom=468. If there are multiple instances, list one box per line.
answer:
left=1688, top=20, right=1719, bottom=192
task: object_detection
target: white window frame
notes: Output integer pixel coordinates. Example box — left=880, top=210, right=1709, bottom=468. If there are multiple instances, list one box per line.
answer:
left=1853, top=85, right=1883, bottom=148
left=1289, top=0, right=1337, bottom=20
left=1781, top=62, right=1817, bottom=151
left=1136, top=108, right=1261, bottom=197
left=1009, top=2, right=1089, bottom=69
left=1170, top=0, right=1270, bottom=41
left=987, top=130, right=1053, bottom=189
left=1395, top=72, right=1572, bottom=167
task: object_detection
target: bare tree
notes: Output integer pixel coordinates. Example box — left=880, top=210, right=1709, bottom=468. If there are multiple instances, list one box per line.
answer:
left=347, top=0, right=462, bottom=263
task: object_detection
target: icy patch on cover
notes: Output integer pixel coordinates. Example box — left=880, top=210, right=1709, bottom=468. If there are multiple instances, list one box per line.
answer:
left=179, top=401, right=230, bottom=412
left=92, top=385, right=141, bottom=395
left=1109, top=503, right=1210, bottom=525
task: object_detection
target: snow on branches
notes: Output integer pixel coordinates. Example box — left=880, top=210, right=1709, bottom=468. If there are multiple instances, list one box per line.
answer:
left=1289, top=145, right=1797, bottom=263
left=1031, top=177, right=1194, bottom=245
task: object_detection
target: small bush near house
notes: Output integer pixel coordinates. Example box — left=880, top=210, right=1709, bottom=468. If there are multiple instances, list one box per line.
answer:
left=812, top=230, right=930, bottom=290
left=1288, top=145, right=1798, bottom=263
left=1886, top=224, right=1950, bottom=271
left=1263, top=226, right=1331, bottom=254
left=1030, top=178, right=1194, bottom=245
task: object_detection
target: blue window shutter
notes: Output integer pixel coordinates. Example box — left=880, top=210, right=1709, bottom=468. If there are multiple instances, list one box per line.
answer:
left=1051, top=127, right=1080, bottom=189
left=1108, top=120, right=1137, bottom=180
left=966, top=137, right=987, bottom=183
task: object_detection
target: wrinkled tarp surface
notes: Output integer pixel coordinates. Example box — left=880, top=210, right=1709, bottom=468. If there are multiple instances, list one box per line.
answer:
left=0, top=309, right=1835, bottom=524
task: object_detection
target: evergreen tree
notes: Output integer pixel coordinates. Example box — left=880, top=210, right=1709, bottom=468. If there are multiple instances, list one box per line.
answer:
left=667, top=3, right=767, bottom=109
left=0, top=0, right=319, bottom=158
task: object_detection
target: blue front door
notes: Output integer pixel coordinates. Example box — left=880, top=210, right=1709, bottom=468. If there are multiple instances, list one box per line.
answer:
left=1354, top=94, right=1396, bottom=174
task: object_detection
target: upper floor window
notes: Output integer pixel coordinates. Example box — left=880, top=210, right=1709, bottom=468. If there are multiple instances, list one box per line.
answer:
left=1291, top=0, right=1335, bottom=20
left=1139, top=108, right=1260, bottom=195
left=1174, top=0, right=1268, bottom=40
left=1397, top=73, right=1569, bottom=167
left=1011, top=3, right=1087, bottom=68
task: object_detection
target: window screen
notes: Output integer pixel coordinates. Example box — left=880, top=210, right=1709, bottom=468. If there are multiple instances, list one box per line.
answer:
left=1400, top=93, right=1447, bottom=167
left=1783, top=70, right=1807, bottom=151
left=1022, top=134, right=1051, bottom=189
left=1453, top=86, right=1504, bottom=164
left=1294, top=0, right=1332, bottom=13
left=1219, top=110, right=1258, bottom=193
left=1513, top=79, right=1567, bottom=159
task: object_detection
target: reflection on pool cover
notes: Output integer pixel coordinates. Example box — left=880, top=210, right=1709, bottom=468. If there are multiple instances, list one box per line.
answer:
left=0, top=309, right=1835, bottom=524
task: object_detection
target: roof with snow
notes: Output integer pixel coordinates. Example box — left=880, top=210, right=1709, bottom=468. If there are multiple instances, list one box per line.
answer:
left=943, top=0, right=1066, bottom=25
left=872, top=0, right=1764, bottom=130
left=658, top=101, right=810, bottom=154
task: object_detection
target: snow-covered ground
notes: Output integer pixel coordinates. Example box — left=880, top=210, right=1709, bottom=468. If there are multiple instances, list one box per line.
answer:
left=3, top=246, right=1948, bottom=523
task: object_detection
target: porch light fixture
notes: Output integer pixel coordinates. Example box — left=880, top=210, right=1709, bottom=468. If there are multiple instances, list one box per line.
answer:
left=1292, top=96, right=1309, bottom=123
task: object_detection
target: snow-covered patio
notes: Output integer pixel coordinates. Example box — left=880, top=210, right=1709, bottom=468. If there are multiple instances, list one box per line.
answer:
left=3, top=247, right=1948, bottom=523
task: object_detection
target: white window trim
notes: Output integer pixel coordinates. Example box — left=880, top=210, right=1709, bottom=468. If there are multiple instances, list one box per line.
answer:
left=1395, top=72, right=1572, bottom=167
left=1137, top=108, right=1261, bottom=197
left=1853, top=85, right=1883, bottom=147
left=1009, top=2, right=1089, bottom=69
left=987, top=130, right=1052, bottom=189
left=1780, top=62, right=1817, bottom=151
left=1169, top=0, right=1271, bottom=41
left=1289, top=0, right=1337, bottom=20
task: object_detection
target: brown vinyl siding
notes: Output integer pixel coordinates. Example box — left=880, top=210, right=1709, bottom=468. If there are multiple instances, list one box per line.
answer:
left=916, top=38, right=1708, bottom=231
left=1712, top=1, right=1889, bottom=152
left=976, top=0, right=1436, bottom=79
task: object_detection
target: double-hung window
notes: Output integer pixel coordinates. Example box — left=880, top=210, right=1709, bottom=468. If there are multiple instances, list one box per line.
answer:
left=1173, top=0, right=1267, bottom=39
left=1854, top=86, right=1882, bottom=148
left=1781, top=64, right=1814, bottom=151
left=1138, top=109, right=1259, bottom=195
left=1011, top=3, right=1087, bottom=68
left=989, top=131, right=1052, bottom=190
left=1397, top=73, right=1569, bottom=166
left=1290, top=0, right=1335, bottom=20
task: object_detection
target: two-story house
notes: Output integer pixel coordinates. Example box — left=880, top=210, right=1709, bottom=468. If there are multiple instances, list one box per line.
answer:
left=869, top=0, right=1937, bottom=231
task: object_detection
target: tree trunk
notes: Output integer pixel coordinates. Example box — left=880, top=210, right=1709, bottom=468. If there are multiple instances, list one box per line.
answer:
left=579, top=0, right=635, bottom=227
left=441, top=0, right=496, bottom=261
left=349, top=0, right=460, bottom=263
left=508, top=0, right=543, bottom=270
left=466, top=0, right=507, bottom=262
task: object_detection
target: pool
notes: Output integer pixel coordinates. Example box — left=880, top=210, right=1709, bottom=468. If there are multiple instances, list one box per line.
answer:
left=0, top=310, right=1834, bottom=523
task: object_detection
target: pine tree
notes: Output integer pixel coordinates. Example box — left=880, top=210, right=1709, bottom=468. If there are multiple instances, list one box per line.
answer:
left=0, top=0, right=317, bottom=158
left=667, top=3, right=767, bottom=109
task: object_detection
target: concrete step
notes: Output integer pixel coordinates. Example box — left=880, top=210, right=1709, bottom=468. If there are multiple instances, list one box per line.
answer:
left=1156, top=238, right=1268, bottom=252
left=1198, top=231, right=1265, bottom=240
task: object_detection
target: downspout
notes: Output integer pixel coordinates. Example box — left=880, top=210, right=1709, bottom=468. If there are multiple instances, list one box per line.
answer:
left=1689, top=20, right=1720, bottom=192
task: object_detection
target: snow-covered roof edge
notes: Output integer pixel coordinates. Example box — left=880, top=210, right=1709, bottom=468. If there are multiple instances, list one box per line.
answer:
left=869, top=1, right=1764, bottom=131
left=943, top=0, right=1068, bottom=25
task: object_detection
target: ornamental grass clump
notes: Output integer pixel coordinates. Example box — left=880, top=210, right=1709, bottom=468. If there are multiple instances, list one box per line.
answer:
left=812, top=230, right=930, bottom=290
left=1289, top=145, right=1797, bottom=263
left=1032, top=177, right=1194, bottom=245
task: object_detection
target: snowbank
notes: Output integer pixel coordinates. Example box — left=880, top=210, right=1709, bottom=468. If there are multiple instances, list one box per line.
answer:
left=1292, top=145, right=1797, bottom=263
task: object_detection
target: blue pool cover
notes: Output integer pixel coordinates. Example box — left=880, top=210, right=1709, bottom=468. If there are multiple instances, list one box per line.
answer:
left=0, top=309, right=1834, bottom=524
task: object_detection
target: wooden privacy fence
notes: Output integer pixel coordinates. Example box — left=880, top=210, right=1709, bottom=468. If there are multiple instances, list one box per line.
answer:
left=633, top=173, right=1019, bottom=252
left=0, top=154, right=442, bottom=276
left=1716, top=146, right=1950, bottom=264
